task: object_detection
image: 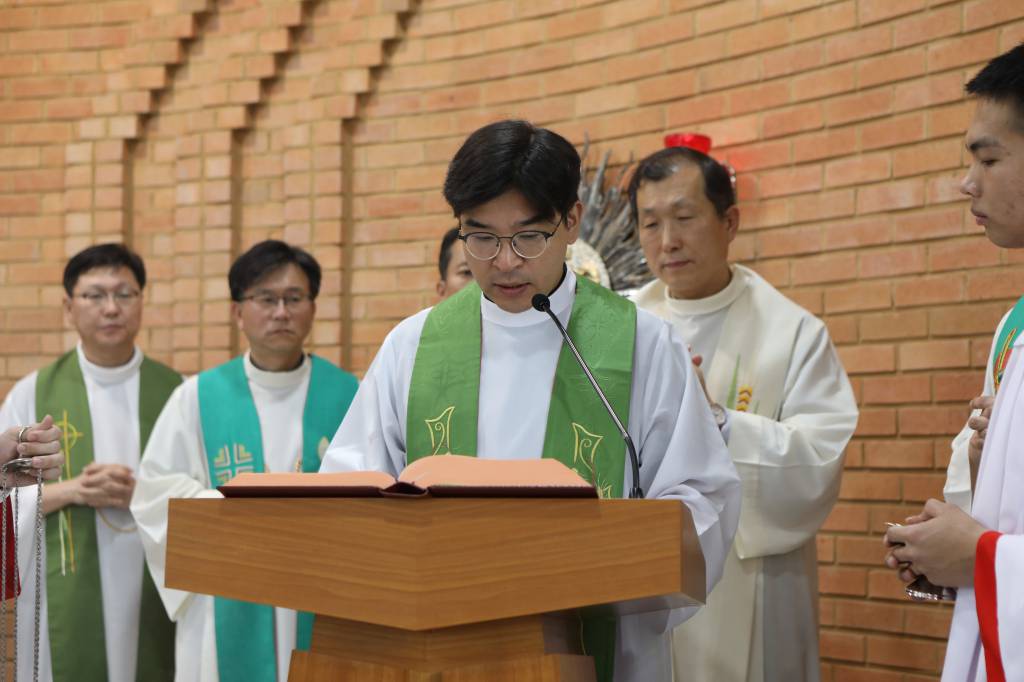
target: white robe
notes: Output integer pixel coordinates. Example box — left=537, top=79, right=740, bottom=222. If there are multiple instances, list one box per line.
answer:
left=944, top=311, right=1010, bottom=514
left=633, top=265, right=858, bottom=682
left=943, top=332, right=1024, bottom=682
left=0, top=345, right=153, bottom=682
left=130, top=353, right=314, bottom=682
left=320, top=269, right=742, bottom=682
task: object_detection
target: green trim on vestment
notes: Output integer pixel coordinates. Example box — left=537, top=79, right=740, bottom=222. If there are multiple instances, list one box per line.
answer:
left=992, top=294, right=1024, bottom=393
left=36, top=349, right=180, bottom=682
left=198, top=354, right=357, bottom=682
left=406, top=276, right=635, bottom=682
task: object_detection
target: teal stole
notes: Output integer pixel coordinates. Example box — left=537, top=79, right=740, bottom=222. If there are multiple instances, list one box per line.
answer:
left=197, top=354, right=358, bottom=682
left=405, top=277, right=636, bottom=682
left=993, top=294, right=1024, bottom=393
left=36, top=350, right=180, bottom=682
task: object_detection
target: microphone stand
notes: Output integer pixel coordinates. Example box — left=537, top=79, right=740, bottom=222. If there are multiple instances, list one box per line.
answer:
left=532, top=293, right=643, bottom=499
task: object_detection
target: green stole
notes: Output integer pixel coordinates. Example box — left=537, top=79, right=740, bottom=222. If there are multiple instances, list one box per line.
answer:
left=36, top=349, right=181, bottom=682
left=197, top=354, right=358, bottom=682
left=406, top=277, right=636, bottom=682
left=992, top=294, right=1024, bottom=393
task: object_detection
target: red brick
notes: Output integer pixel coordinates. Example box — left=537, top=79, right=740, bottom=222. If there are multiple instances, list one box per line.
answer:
left=859, top=0, right=927, bottom=24
left=929, top=302, right=1007, bottom=337
left=819, top=566, right=869, bottom=596
left=893, top=139, right=963, bottom=178
left=967, top=269, right=1024, bottom=301
left=825, top=153, right=891, bottom=188
left=861, top=310, right=928, bottom=341
left=694, top=0, right=756, bottom=34
left=792, top=2, right=856, bottom=43
left=892, top=206, right=965, bottom=242
left=899, top=405, right=969, bottom=436
left=862, top=375, right=931, bottom=405
left=854, top=409, right=898, bottom=437
left=867, top=633, right=943, bottom=671
left=763, top=102, right=825, bottom=138
left=763, top=41, right=825, bottom=78
left=894, top=274, right=965, bottom=309
left=893, top=6, right=963, bottom=49
left=825, top=280, right=893, bottom=315
left=825, top=25, right=892, bottom=64
left=934, top=371, right=985, bottom=403
left=863, top=439, right=935, bottom=468
left=824, top=216, right=892, bottom=250
left=757, top=225, right=823, bottom=257
left=826, top=88, right=893, bottom=125
left=929, top=237, right=1001, bottom=272
left=861, top=112, right=926, bottom=151
left=927, top=29, right=1000, bottom=72
left=838, top=344, right=896, bottom=374
left=857, top=179, right=925, bottom=214
left=894, top=71, right=965, bottom=113
left=819, top=629, right=866, bottom=662
left=859, top=245, right=926, bottom=279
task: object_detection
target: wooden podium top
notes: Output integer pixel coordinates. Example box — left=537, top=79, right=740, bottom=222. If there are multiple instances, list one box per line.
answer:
left=166, top=497, right=704, bottom=631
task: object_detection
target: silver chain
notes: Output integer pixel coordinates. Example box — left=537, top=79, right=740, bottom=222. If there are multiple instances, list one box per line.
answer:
left=0, top=465, right=44, bottom=682
left=33, top=471, right=41, bottom=682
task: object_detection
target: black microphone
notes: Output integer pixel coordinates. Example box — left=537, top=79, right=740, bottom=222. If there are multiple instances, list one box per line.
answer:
left=531, top=293, right=643, bottom=499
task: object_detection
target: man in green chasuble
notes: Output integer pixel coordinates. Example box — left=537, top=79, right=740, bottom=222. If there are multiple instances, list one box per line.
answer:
left=0, top=243, right=180, bottom=682
left=321, top=120, right=742, bottom=681
left=131, top=241, right=358, bottom=682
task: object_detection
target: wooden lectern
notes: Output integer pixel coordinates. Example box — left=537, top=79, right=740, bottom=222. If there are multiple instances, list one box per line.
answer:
left=166, top=497, right=705, bottom=681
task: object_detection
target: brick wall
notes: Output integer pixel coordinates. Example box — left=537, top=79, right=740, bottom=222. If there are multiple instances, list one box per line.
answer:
left=3, top=0, right=1023, bottom=679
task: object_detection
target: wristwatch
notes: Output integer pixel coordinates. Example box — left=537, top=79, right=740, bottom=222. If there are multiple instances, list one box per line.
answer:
left=710, top=403, right=727, bottom=430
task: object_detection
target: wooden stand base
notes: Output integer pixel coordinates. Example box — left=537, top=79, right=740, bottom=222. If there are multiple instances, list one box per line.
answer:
left=288, top=613, right=596, bottom=682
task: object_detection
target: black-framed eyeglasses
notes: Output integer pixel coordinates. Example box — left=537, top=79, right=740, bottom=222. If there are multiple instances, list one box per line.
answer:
left=240, top=292, right=313, bottom=312
left=457, top=219, right=561, bottom=261
left=74, top=290, right=141, bottom=307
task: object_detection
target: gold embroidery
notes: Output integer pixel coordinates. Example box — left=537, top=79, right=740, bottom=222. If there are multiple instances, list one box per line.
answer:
left=425, top=406, right=455, bottom=455
left=56, top=409, right=84, bottom=576
left=571, top=423, right=611, bottom=498
left=214, top=443, right=256, bottom=485
left=736, top=385, right=754, bottom=413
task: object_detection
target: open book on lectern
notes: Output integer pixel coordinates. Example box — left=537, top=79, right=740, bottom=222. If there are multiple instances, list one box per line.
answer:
left=218, top=454, right=598, bottom=499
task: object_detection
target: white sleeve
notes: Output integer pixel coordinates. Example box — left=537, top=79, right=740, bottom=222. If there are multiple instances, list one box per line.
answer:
left=130, top=378, right=222, bottom=622
left=320, top=314, right=426, bottom=477
left=630, top=314, right=742, bottom=605
left=727, top=321, right=858, bottom=559
left=944, top=311, right=1006, bottom=513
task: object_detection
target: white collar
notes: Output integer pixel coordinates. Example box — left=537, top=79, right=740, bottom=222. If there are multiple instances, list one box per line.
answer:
left=75, top=344, right=142, bottom=385
left=663, top=265, right=747, bottom=317
left=243, top=351, right=310, bottom=390
left=480, top=268, right=576, bottom=328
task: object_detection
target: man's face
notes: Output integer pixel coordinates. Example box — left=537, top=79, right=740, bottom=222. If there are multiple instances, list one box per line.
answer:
left=231, top=263, right=316, bottom=358
left=64, top=266, right=143, bottom=356
left=459, top=189, right=580, bottom=313
left=636, top=164, right=738, bottom=300
left=436, top=240, right=473, bottom=299
left=961, top=98, right=1024, bottom=248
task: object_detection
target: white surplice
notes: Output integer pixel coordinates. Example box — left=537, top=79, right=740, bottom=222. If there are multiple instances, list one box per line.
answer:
left=633, top=265, right=859, bottom=682
left=944, top=311, right=1010, bottom=513
left=943, top=332, right=1024, bottom=682
left=320, top=269, right=742, bottom=682
left=0, top=345, right=154, bottom=682
left=130, top=353, right=313, bottom=682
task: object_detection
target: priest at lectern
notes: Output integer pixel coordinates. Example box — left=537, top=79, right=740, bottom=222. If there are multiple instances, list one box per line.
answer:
left=320, top=119, right=743, bottom=682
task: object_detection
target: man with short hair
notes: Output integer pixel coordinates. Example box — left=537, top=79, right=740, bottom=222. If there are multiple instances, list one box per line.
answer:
left=321, top=119, right=741, bottom=682
left=131, top=240, right=359, bottom=682
left=436, top=226, right=473, bottom=299
left=886, top=44, right=1024, bottom=681
left=629, top=147, right=858, bottom=682
left=0, top=243, right=180, bottom=682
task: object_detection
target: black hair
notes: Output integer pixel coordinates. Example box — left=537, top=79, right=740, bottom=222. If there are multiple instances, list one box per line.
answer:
left=63, top=243, right=146, bottom=295
left=438, top=226, right=461, bottom=279
left=628, top=147, right=736, bottom=221
left=228, top=240, right=322, bottom=301
left=966, top=43, right=1024, bottom=130
left=443, top=119, right=580, bottom=225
